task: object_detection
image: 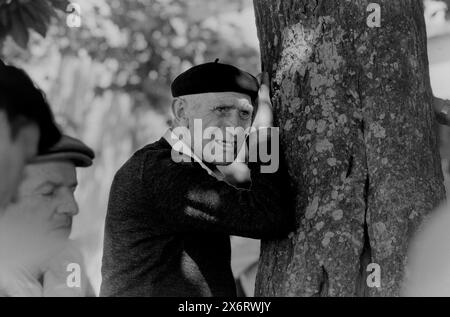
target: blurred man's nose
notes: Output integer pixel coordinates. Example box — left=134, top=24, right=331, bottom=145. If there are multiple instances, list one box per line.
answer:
left=57, top=190, right=79, bottom=216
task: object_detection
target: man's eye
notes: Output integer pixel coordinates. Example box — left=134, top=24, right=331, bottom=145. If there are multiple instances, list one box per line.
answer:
left=240, top=111, right=251, bottom=119
left=41, top=189, right=55, bottom=197
left=215, top=106, right=230, bottom=113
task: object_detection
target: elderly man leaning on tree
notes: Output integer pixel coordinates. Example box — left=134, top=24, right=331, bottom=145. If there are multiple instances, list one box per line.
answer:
left=101, top=60, right=296, bottom=297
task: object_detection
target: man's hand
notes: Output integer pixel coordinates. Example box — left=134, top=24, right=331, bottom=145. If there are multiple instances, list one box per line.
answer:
left=252, top=72, right=273, bottom=129
left=251, top=77, right=450, bottom=128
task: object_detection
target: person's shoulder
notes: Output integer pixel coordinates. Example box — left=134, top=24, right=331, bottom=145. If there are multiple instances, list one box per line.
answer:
left=139, top=137, right=173, bottom=163
left=113, top=138, right=172, bottom=183
left=140, top=138, right=209, bottom=187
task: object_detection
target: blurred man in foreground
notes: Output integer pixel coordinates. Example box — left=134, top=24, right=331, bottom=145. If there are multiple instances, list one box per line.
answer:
left=0, top=135, right=95, bottom=297
left=101, top=61, right=295, bottom=296
left=403, top=200, right=450, bottom=296
left=0, top=61, right=61, bottom=208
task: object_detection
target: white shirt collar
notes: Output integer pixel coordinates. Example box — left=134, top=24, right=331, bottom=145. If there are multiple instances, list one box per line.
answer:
left=163, top=129, right=225, bottom=181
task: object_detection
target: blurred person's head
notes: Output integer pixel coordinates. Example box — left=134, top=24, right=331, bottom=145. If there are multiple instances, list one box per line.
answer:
left=0, top=136, right=94, bottom=250
left=170, top=60, right=258, bottom=165
left=0, top=61, right=61, bottom=208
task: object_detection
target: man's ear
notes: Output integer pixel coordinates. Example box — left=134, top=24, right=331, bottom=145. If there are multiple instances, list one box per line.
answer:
left=13, top=122, right=40, bottom=162
left=171, top=98, right=189, bottom=127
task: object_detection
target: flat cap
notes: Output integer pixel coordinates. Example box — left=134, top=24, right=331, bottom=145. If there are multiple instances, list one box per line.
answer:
left=171, top=59, right=259, bottom=101
left=31, top=135, right=95, bottom=167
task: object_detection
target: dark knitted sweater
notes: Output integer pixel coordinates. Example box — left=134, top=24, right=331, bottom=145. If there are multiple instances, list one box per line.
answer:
left=100, top=137, right=293, bottom=297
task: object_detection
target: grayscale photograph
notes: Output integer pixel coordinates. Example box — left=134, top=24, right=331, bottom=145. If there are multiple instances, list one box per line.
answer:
left=0, top=0, right=450, bottom=306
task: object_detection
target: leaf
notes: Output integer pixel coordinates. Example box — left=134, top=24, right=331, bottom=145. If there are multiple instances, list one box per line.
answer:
left=21, top=2, right=49, bottom=37
left=0, top=5, right=12, bottom=31
left=9, top=8, right=29, bottom=48
left=27, top=0, right=54, bottom=24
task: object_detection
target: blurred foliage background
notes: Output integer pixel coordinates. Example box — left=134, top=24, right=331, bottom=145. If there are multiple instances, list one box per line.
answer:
left=1, top=0, right=450, bottom=295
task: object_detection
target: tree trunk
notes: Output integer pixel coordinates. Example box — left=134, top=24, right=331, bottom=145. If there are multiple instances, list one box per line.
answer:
left=253, top=0, right=445, bottom=296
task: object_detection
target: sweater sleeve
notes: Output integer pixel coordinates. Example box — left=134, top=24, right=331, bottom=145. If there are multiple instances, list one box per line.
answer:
left=144, top=130, right=295, bottom=239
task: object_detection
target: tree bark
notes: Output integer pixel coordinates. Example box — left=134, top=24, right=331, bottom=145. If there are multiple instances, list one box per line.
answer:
left=253, top=0, right=445, bottom=296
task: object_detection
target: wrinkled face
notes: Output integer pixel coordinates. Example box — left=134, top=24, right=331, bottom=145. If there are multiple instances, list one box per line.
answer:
left=0, top=111, right=40, bottom=209
left=173, top=92, right=253, bottom=165
left=1, top=161, right=79, bottom=243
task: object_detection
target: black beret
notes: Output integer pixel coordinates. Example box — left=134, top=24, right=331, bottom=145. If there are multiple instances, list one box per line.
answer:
left=0, top=61, right=61, bottom=153
left=31, top=135, right=95, bottom=168
left=171, top=60, right=259, bottom=101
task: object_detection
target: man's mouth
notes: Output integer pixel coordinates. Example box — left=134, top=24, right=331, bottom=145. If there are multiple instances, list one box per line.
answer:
left=53, top=218, right=72, bottom=231
left=215, top=139, right=235, bottom=147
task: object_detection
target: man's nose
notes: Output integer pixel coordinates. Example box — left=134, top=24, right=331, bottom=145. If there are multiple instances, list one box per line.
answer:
left=57, top=190, right=79, bottom=216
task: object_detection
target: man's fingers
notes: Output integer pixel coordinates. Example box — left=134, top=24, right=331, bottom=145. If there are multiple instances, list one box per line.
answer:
left=253, top=72, right=274, bottom=128
left=262, top=72, right=269, bottom=86
left=258, top=72, right=271, bottom=107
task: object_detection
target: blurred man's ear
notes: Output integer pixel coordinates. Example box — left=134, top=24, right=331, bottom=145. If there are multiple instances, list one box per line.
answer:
left=1, top=112, right=39, bottom=158
left=0, top=111, right=10, bottom=137
left=13, top=122, right=40, bottom=163
left=171, top=97, right=189, bottom=127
